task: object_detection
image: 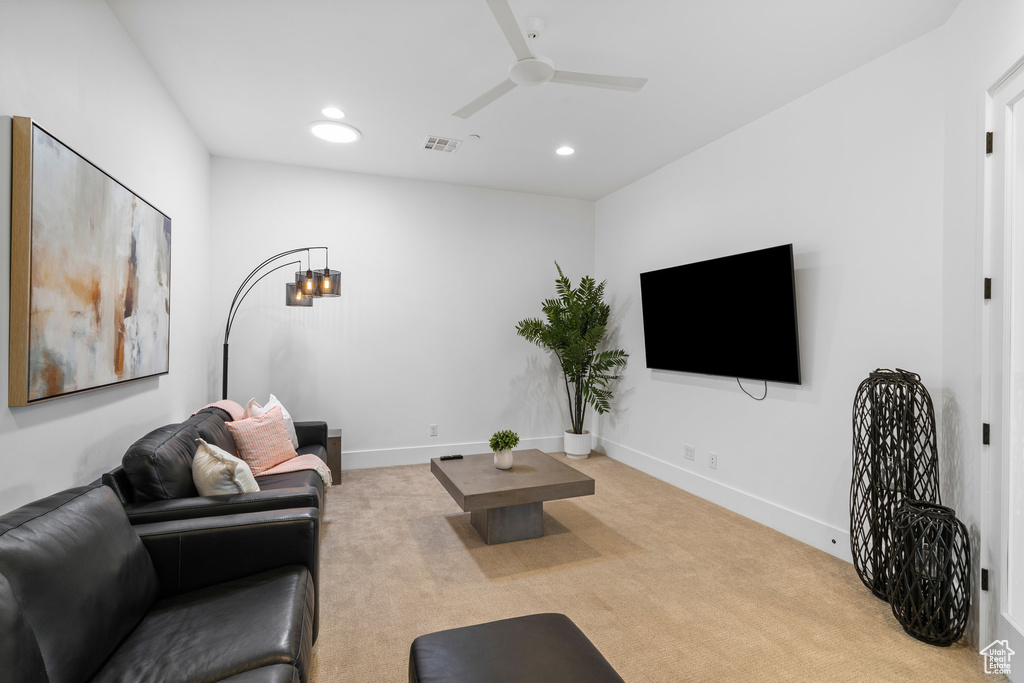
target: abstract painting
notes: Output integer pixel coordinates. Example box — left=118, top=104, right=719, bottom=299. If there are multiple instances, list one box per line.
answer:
left=9, top=117, right=171, bottom=405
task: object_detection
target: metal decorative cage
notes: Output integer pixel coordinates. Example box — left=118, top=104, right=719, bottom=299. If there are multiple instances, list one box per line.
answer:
left=886, top=500, right=971, bottom=645
left=850, top=369, right=941, bottom=599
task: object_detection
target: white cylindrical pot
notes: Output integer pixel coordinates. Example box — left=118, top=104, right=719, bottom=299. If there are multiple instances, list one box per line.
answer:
left=564, top=430, right=591, bottom=459
left=494, top=450, right=513, bottom=470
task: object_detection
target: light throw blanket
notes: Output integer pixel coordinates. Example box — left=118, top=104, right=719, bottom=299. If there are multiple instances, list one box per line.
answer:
left=259, top=454, right=332, bottom=487
left=193, top=399, right=247, bottom=421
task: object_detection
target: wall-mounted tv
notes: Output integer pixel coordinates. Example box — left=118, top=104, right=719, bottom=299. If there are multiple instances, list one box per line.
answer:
left=639, top=244, right=801, bottom=384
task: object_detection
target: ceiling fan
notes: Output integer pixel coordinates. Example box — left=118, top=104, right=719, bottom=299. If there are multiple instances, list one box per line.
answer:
left=453, top=0, right=648, bottom=119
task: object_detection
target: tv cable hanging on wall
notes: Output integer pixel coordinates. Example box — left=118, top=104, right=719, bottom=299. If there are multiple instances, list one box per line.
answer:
left=736, top=378, right=767, bottom=401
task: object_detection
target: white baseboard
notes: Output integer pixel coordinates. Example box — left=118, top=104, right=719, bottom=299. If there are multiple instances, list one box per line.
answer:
left=595, top=436, right=853, bottom=564
left=343, top=436, right=566, bottom=470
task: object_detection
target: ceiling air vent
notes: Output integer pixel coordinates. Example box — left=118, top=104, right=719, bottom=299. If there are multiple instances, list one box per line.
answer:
left=423, top=136, right=461, bottom=153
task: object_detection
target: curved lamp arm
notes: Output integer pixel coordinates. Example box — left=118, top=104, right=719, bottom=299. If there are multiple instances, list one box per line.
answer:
left=222, top=246, right=329, bottom=400
left=224, top=259, right=300, bottom=344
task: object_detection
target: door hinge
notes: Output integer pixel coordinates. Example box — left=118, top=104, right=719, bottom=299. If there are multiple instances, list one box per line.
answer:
left=983, top=423, right=991, bottom=445
left=987, top=131, right=994, bottom=154
left=985, top=277, right=992, bottom=300
left=982, top=568, right=989, bottom=591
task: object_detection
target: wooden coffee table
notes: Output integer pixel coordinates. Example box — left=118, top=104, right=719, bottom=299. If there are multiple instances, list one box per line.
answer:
left=430, top=449, right=595, bottom=544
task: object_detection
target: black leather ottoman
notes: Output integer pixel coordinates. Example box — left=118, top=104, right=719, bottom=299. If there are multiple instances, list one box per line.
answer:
left=409, top=613, right=625, bottom=683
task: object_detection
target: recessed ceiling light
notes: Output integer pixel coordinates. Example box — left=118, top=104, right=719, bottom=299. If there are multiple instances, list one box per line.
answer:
left=556, top=146, right=575, bottom=156
left=310, top=121, right=361, bottom=143
left=321, top=106, right=345, bottom=119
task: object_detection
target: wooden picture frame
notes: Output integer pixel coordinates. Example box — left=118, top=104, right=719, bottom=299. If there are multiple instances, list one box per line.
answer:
left=9, top=117, right=172, bottom=406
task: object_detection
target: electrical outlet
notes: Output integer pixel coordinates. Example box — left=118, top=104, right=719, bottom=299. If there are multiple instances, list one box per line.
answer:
left=684, top=444, right=696, bottom=461
left=429, top=424, right=438, bottom=437
left=709, top=452, right=718, bottom=469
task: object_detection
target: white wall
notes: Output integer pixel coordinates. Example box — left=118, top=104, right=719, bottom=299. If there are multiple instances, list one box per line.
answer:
left=210, top=158, right=593, bottom=466
left=593, top=32, right=947, bottom=563
left=0, top=0, right=211, bottom=513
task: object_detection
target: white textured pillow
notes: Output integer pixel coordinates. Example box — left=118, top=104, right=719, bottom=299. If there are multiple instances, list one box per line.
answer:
left=246, top=394, right=299, bottom=449
left=192, top=438, right=259, bottom=496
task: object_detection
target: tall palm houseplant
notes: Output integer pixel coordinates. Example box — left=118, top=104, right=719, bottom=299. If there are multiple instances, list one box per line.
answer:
left=516, top=263, right=628, bottom=458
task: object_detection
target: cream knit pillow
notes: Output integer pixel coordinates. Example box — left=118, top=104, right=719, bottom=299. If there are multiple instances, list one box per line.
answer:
left=246, top=394, right=299, bottom=449
left=191, top=438, right=259, bottom=495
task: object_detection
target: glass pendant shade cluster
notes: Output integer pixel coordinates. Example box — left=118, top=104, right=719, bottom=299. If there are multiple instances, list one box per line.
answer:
left=288, top=260, right=340, bottom=306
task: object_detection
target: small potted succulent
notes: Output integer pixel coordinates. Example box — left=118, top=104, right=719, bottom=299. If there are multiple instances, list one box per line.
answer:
left=489, top=429, right=520, bottom=470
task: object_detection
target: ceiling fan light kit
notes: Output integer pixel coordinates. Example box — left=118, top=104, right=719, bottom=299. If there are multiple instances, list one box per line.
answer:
left=452, top=0, right=648, bottom=119
left=509, top=56, right=554, bottom=86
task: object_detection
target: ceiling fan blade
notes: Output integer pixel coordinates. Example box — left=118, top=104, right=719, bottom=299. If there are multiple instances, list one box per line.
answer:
left=550, top=71, right=648, bottom=92
left=485, top=0, right=533, bottom=61
left=452, top=78, right=518, bottom=119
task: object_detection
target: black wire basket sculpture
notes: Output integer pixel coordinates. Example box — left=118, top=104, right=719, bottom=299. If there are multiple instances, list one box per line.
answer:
left=850, top=369, right=941, bottom=599
left=886, top=500, right=971, bottom=645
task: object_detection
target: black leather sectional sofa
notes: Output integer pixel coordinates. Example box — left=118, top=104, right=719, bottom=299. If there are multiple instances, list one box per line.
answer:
left=0, top=405, right=331, bottom=681
left=103, top=406, right=329, bottom=524
left=0, top=484, right=320, bottom=682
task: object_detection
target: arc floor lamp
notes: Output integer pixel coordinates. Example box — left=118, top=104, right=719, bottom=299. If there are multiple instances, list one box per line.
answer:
left=222, top=246, right=339, bottom=399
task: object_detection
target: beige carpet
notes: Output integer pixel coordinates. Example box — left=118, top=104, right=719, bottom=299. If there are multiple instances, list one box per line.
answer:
left=309, top=452, right=997, bottom=682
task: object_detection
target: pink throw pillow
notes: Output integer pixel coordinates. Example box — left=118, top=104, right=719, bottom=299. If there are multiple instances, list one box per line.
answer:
left=225, top=405, right=297, bottom=476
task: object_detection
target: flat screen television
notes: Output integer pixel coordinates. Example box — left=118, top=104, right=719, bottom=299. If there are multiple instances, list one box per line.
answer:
left=639, top=244, right=801, bottom=384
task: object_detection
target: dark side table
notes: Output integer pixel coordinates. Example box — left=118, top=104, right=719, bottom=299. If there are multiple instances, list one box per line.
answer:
left=327, top=428, right=342, bottom=484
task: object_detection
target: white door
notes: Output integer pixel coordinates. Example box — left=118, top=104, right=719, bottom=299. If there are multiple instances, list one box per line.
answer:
left=984, top=57, right=1024, bottom=681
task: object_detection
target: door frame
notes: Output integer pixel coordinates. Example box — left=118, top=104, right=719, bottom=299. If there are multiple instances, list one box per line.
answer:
left=981, top=52, right=1024, bottom=680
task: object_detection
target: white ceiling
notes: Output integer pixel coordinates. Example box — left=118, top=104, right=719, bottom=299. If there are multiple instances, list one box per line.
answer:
left=106, top=0, right=959, bottom=200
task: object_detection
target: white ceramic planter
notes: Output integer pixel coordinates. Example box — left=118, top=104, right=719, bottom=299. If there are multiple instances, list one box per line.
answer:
left=493, top=450, right=513, bottom=470
left=564, top=430, right=591, bottom=459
